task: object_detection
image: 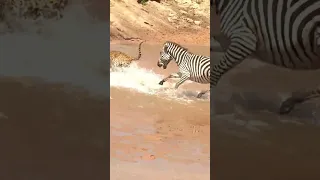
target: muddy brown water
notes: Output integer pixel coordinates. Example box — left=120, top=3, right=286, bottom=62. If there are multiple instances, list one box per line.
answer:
left=210, top=53, right=320, bottom=179
left=1, top=38, right=319, bottom=179
left=110, top=42, right=210, bottom=179
left=0, top=77, right=108, bottom=180
left=110, top=41, right=320, bottom=179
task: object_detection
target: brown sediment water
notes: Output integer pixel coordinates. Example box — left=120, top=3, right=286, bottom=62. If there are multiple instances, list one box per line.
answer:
left=110, top=41, right=210, bottom=179
left=0, top=4, right=110, bottom=179
left=210, top=52, right=320, bottom=179
left=0, top=77, right=108, bottom=179
left=109, top=41, right=320, bottom=179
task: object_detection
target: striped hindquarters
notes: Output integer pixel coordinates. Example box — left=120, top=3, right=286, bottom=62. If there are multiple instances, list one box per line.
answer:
left=211, top=0, right=258, bottom=86
left=188, top=54, right=211, bottom=84
left=216, top=0, right=320, bottom=69
left=247, top=0, right=320, bottom=69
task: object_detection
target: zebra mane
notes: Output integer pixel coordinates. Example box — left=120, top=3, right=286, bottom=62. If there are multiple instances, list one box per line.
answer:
left=215, top=0, right=228, bottom=15
left=164, top=41, right=188, bottom=51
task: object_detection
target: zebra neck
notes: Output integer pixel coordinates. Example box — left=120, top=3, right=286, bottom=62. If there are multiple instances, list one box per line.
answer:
left=170, top=51, right=189, bottom=66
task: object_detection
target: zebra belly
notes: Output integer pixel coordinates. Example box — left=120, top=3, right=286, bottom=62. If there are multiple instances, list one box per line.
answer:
left=255, top=46, right=320, bottom=70
left=189, top=75, right=210, bottom=84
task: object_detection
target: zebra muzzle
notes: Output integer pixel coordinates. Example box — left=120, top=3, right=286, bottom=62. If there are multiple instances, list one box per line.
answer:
left=157, top=62, right=162, bottom=67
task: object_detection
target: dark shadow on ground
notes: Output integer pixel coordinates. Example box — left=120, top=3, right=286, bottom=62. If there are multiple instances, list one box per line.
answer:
left=0, top=76, right=108, bottom=180
left=210, top=57, right=320, bottom=179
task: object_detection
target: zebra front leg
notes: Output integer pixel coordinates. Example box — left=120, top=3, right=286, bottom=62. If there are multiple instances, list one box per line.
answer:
left=279, top=87, right=320, bottom=114
left=159, top=72, right=182, bottom=85
left=174, top=73, right=190, bottom=89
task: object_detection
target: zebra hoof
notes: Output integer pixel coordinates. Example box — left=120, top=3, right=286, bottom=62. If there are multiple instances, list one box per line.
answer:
left=279, top=98, right=297, bottom=114
left=196, top=93, right=203, bottom=98
left=159, top=81, right=164, bottom=85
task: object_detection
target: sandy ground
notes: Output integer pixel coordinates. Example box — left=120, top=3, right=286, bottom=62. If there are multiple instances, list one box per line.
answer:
left=110, top=0, right=210, bottom=45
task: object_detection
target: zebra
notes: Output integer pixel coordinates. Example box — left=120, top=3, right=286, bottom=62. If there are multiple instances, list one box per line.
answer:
left=157, top=41, right=210, bottom=98
left=211, top=0, right=320, bottom=114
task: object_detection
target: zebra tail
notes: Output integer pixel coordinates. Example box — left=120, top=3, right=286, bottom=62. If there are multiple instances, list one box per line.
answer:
left=316, top=26, right=320, bottom=54
left=135, top=40, right=146, bottom=61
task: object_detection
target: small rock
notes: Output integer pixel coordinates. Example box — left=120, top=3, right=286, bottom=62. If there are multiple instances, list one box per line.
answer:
left=168, top=12, right=176, bottom=17
left=190, top=4, right=200, bottom=9
left=179, top=10, right=188, bottom=14
left=194, top=20, right=201, bottom=25
left=181, top=0, right=191, bottom=4
left=171, top=16, right=178, bottom=20
left=168, top=17, right=175, bottom=22
left=141, top=154, right=156, bottom=160
left=185, top=18, right=193, bottom=23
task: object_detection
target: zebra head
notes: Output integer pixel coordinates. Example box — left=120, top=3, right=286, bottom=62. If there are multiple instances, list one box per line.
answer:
left=157, top=50, right=173, bottom=69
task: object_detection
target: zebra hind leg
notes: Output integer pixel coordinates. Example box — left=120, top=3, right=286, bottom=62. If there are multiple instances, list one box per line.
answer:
left=174, top=74, right=190, bottom=89
left=196, top=90, right=209, bottom=98
left=159, top=72, right=182, bottom=85
left=315, top=26, right=320, bottom=56
left=279, top=87, right=320, bottom=114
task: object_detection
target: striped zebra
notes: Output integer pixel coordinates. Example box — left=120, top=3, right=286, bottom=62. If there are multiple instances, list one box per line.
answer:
left=212, top=0, right=320, bottom=114
left=157, top=41, right=210, bottom=98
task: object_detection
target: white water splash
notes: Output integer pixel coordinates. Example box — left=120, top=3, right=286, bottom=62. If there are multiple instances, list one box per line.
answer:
left=110, top=63, right=210, bottom=102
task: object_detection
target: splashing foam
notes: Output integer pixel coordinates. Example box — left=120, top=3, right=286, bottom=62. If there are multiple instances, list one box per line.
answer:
left=110, top=63, right=210, bottom=102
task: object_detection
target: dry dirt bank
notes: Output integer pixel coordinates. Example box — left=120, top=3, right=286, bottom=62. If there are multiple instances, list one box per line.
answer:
left=110, top=0, right=210, bottom=45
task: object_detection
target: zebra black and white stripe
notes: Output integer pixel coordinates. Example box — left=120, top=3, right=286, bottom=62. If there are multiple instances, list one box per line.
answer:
left=212, top=0, right=320, bottom=114
left=157, top=41, right=210, bottom=98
